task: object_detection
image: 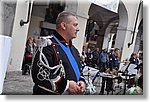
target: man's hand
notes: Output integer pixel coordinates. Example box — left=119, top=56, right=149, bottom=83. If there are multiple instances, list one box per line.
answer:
left=67, top=81, right=80, bottom=94
left=77, top=81, right=86, bottom=93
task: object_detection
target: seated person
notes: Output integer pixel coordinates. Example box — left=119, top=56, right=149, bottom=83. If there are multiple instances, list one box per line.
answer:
left=105, top=68, right=117, bottom=93
left=100, top=68, right=118, bottom=94
left=126, top=63, right=143, bottom=95
left=80, top=55, right=87, bottom=71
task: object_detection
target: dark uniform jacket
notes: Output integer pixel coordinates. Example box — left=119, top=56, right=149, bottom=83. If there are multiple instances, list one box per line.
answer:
left=31, top=31, right=83, bottom=95
left=109, top=54, right=119, bottom=70
left=129, top=56, right=139, bottom=65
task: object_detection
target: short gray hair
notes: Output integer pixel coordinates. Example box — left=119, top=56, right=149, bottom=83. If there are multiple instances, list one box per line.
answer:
left=56, top=11, right=76, bottom=29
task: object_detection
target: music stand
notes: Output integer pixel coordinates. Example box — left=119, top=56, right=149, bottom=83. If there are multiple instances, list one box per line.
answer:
left=82, top=66, right=99, bottom=77
left=82, top=66, right=98, bottom=94
left=119, top=63, right=137, bottom=94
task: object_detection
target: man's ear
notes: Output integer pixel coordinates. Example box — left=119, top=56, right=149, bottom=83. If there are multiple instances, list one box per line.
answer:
left=60, top=22, right=66, bottom=30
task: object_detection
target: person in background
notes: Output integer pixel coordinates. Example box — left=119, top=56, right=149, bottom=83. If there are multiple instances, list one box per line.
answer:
left=129, top=52, right=139, bottom=65
left=31, top=11, right=86, bottom=95
left=92, top=47, right=100, bottom=68
left=109, top=48, right=120, bottom=71
left=86, top=48, right=93, bottom=66
left=100, top=48, right=120, bottom=95
left=80, top=55, right=87, bottom=75
left=138, top=51, right=143, bottom=64
left=82, top=46, right=87, bottom=58
left=135, top=63, right=143, bottom=90
left=22, top=36, right=35, bottom=75
left=126, top=63, right=143, bottom=95
left=99, top=48, right=109, bottom=72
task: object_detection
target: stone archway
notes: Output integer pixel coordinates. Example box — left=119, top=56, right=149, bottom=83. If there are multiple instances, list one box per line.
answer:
left=87, top=3, right=119, bottom=51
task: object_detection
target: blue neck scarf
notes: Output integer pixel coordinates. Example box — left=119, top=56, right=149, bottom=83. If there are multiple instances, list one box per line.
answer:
left=52, top=34, right=80, bottom=81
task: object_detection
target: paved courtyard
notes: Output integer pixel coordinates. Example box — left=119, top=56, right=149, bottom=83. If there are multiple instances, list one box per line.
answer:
left=2, top=71, right=33, bottom=95
left=2, top=71, right=125, bottom=95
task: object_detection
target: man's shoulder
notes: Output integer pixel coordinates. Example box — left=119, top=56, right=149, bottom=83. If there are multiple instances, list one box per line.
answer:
left=36, top=36, right=53, bottom=47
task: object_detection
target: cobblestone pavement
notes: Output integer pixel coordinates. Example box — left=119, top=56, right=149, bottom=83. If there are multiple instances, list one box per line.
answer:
left=2, top=71, right=124, bottom=95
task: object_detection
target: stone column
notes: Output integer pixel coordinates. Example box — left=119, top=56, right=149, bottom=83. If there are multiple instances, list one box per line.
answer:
left=8, top=0, right=33, bottom=71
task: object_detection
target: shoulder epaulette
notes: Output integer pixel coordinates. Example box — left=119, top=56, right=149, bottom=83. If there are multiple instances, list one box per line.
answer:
left=36, top=35, right=53, bottom=47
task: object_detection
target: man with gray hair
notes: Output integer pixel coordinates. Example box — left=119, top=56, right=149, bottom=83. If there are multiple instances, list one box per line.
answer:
left=31, top=11, right=86, bottom=95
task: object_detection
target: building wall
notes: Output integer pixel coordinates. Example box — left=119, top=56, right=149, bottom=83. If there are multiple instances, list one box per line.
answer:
left=115, top=0, right=142, bottom=68
left=0, top=1, right=16, bottom=36
left=0, top=0, right=3, bottom=36
left=28, top=5, right=47, bottom=37
left=28, top=16, right=44, bottom=37
left=122, top=0, right=142, bottom=60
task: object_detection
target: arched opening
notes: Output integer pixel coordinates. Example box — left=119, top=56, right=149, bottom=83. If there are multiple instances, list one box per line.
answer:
left=85, top=3, right=119, bottom=52
left=103, top=17, right=119, bottom=51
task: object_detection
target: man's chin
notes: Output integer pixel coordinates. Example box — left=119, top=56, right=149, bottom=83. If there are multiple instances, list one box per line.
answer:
left=73, top=36, right=77, bottom=39
left=72, top=35, right=77, bottom=38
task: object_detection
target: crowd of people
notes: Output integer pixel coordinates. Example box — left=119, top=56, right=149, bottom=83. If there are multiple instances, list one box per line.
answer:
left=81, top=46, right=143, bottom=71
left=81, top=47, right=121, bottom=72
left=81, top=46, right=143, bottom=95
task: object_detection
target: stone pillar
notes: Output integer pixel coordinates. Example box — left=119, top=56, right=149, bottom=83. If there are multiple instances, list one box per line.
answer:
left=102, top=27, right=112, bottom=51
left=8, top=0, right=33, bottom=71
left=115, top=26, right=138, bottom=60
